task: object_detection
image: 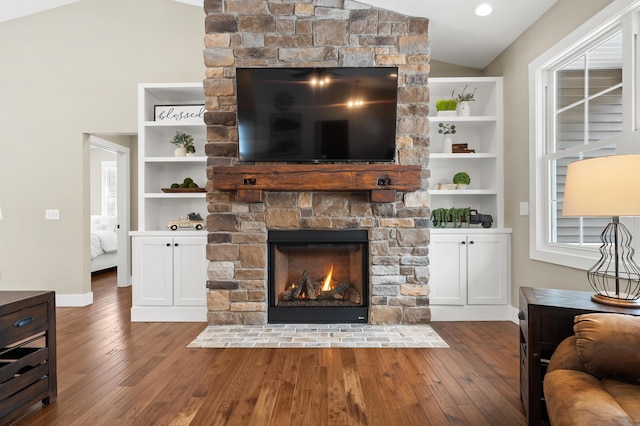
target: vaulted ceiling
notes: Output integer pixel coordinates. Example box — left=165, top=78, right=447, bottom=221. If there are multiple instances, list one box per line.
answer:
left=0, top=0, right=558, bottom=69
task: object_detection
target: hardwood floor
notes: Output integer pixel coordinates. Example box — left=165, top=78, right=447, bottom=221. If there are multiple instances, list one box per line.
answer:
left=14, top=270, right=526, bottom=425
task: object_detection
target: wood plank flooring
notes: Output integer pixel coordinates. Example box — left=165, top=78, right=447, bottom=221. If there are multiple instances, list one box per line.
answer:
left=13, top=270, right=526, bottom=425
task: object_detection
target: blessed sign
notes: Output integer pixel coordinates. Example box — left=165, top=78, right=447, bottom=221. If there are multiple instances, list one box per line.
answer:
left=154, top=105, right=205, bottom=124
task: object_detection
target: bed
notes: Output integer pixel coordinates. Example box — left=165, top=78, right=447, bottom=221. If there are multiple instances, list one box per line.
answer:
left=91, top=215, right=118, bottom=272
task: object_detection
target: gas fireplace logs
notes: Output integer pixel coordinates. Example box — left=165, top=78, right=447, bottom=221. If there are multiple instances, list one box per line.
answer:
left=280, top=269, right=361, bottom=306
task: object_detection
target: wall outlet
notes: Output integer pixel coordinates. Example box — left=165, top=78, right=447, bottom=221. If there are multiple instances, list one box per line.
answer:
left=45, top=209, right=60, bottom=220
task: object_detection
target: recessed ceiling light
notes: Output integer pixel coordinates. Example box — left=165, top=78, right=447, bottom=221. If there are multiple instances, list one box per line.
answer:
left=475, top=3, right=493, bottom=17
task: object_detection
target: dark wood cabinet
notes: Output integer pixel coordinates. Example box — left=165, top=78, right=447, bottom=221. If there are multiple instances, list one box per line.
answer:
left=0, top=291, right=56, bottom=425
left=519, top=287, right=640, bottom=425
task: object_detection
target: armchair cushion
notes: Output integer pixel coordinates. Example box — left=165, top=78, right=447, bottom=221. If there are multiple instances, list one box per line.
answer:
left=544, top=313, right=640, bottom=426
left=573, top=313, right=640, bottom=383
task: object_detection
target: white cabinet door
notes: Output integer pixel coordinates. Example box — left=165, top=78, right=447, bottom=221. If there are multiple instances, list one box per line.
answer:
left=173, top=236, right=207, bottom=306
left=429, top=234, right=467, bottom=305
left=467, top=234, right=509, bottom=305
left=133, top=236, right=174, bottom=306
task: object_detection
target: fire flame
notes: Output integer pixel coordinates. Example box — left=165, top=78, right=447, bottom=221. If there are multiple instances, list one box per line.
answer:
left=321, top=265, right=334, bottom=292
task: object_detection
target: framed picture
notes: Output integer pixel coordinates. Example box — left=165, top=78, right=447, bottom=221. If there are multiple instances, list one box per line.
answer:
left=154, top=104, right=205, bottom=124
left=270, top=113, right=301, bottom=157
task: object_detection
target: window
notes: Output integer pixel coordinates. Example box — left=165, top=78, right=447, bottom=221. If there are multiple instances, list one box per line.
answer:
left=102, top=161, right=117, bottom=217
left=530, top=3, right=639, bottom=270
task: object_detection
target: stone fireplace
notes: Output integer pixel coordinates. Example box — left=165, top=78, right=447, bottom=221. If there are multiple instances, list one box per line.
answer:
left=203, top=0, right=430, bottom=325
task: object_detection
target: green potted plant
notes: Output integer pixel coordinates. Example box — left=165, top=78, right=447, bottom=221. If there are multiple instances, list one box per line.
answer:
left=431, top=208, right=450, bottom=228
left=170, top=131, right=194, bottom=157
left=436, top=99, right=457, bottom=117
left=454, top=85, right=477, bottom=116
left=431, top=207, right=472, bottom=228
left=453, top=171, right=471, bottom=189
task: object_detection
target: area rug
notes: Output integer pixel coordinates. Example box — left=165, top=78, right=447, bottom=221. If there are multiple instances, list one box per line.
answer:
left=187, top=323, right=449, bottom=348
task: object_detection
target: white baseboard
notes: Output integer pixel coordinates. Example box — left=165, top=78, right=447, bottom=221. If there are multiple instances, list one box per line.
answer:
left=131, top=306, right=207, bottom=322
left=56, top=292, right=94, bottom=307
left=430, top=305, right=520, bottom=323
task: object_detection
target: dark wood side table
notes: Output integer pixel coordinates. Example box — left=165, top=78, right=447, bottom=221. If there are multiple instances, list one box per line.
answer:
left=0, top=291, right=56, bottom=425
left=519, top=287, right=640, bottom=425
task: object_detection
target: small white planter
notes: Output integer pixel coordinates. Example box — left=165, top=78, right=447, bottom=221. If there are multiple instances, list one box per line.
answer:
left=442, top=136, right=453, bottom=153
left=174, top=144, right=187, bottom=157
left=457, top=101, right=471, bottom=116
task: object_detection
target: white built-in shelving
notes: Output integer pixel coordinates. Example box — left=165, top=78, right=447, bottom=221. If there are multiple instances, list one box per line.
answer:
left=130, top=83, right=208, bottom=322
left=428, top=77, right=513, bottom=321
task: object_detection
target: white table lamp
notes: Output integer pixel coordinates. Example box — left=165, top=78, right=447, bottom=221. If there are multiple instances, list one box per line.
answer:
left=563, top=154, right=640, bottom=306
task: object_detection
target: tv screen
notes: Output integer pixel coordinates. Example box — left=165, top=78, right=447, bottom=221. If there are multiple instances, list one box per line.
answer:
left=236, top=67, right=398, bottom=163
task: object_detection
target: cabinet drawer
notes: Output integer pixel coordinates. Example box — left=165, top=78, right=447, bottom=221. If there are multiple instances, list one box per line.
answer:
left=0, top=347, right=49, bottom=384
left=0, top=374, right=49, bottom=419
left=0, top=355, right=49, bottom=402
left=0, top=303, right=48, bottom=348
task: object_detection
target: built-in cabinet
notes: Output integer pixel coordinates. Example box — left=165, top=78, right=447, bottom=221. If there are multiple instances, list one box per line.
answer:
left=430, top=232, right=509, bottom=305
left=428, top=77, right=512, bottom=320
left=130, top=83, right=207, bottom=322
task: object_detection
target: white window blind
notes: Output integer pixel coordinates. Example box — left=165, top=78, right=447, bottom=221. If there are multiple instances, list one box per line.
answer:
left=102, top=161, right=117, bottom=217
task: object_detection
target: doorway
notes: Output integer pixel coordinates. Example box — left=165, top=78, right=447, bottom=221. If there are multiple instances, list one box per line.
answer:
left=88, top=134, right=133, bottom=288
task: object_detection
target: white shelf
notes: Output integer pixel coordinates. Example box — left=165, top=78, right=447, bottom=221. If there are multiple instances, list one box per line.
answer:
left=430, top=228, right=512, bottom=234
left=430, top=153, right=497, bottom=159
left=144, top=193, right=206, bottom=199
left=143, top=121, right=204, bottom=127
left=429, top=115, right=498, bottom=122
left=430, top=189, right=498, bottom=195
left=144, top=156, right=207, bottom=163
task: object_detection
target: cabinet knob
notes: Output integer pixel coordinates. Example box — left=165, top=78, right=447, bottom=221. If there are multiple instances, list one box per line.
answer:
left=175, top=243, right=179, bottom=247
left=469, top=240, right=474, bottom=244
left=166, top=243, right=171, bottom=247
left=461, top=241, right=466, bottom=245
left=518, top=311, right=525, bottom=320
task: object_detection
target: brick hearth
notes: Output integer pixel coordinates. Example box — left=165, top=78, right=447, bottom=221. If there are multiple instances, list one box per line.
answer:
left=203, top=0, right=430, bottom=325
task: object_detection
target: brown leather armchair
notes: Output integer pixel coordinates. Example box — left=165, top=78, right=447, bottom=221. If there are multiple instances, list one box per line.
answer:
left=544, top=313, right=640, bottom=426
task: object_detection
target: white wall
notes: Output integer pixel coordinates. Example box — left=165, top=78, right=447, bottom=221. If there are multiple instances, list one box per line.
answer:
left=0, top=0, right=204, bottom=301
left=483, top=0, right=615, bottom=305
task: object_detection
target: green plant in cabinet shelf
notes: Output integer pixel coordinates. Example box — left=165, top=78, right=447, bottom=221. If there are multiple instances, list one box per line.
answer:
left=453, top=172, right=470, bottom=189
left=453, top=84, right=477, bottom=102
left=436, top=99, right=457, bottom=113
left=170, top=131, right=194, bottom=157
left=431, top=207, right=471, bottom=228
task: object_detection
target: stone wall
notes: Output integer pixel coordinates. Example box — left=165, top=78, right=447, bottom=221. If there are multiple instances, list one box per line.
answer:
left=203, top=0, right=431, bottom=325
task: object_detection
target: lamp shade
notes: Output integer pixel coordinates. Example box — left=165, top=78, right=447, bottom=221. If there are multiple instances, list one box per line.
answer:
left=562, top=154, right=640, bottom=217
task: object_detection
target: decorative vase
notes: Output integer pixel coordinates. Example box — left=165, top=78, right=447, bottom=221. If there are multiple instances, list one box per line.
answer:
left=437, top=110, right=457, bottom=117
left=442, top=136, right=453, bottom=154
left=457, top=101, right=471, bottom=116
left=456, top=183, right=469, bottom=190
left=174, top=143, right=187, bottom=157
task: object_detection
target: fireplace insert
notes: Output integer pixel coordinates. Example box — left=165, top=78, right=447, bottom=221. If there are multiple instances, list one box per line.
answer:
left=268, top=230, right=369, bottom=323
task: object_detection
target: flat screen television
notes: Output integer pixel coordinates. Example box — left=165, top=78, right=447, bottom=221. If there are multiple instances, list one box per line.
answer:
left=236, top=67, right=398, bottom=163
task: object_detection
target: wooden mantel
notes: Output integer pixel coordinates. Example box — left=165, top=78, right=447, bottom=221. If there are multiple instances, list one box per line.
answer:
left=212, top=164, right=422, bottom=202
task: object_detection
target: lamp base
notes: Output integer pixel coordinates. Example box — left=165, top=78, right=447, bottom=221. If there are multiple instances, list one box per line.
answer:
left=591, top=293, right=640, bottom=307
